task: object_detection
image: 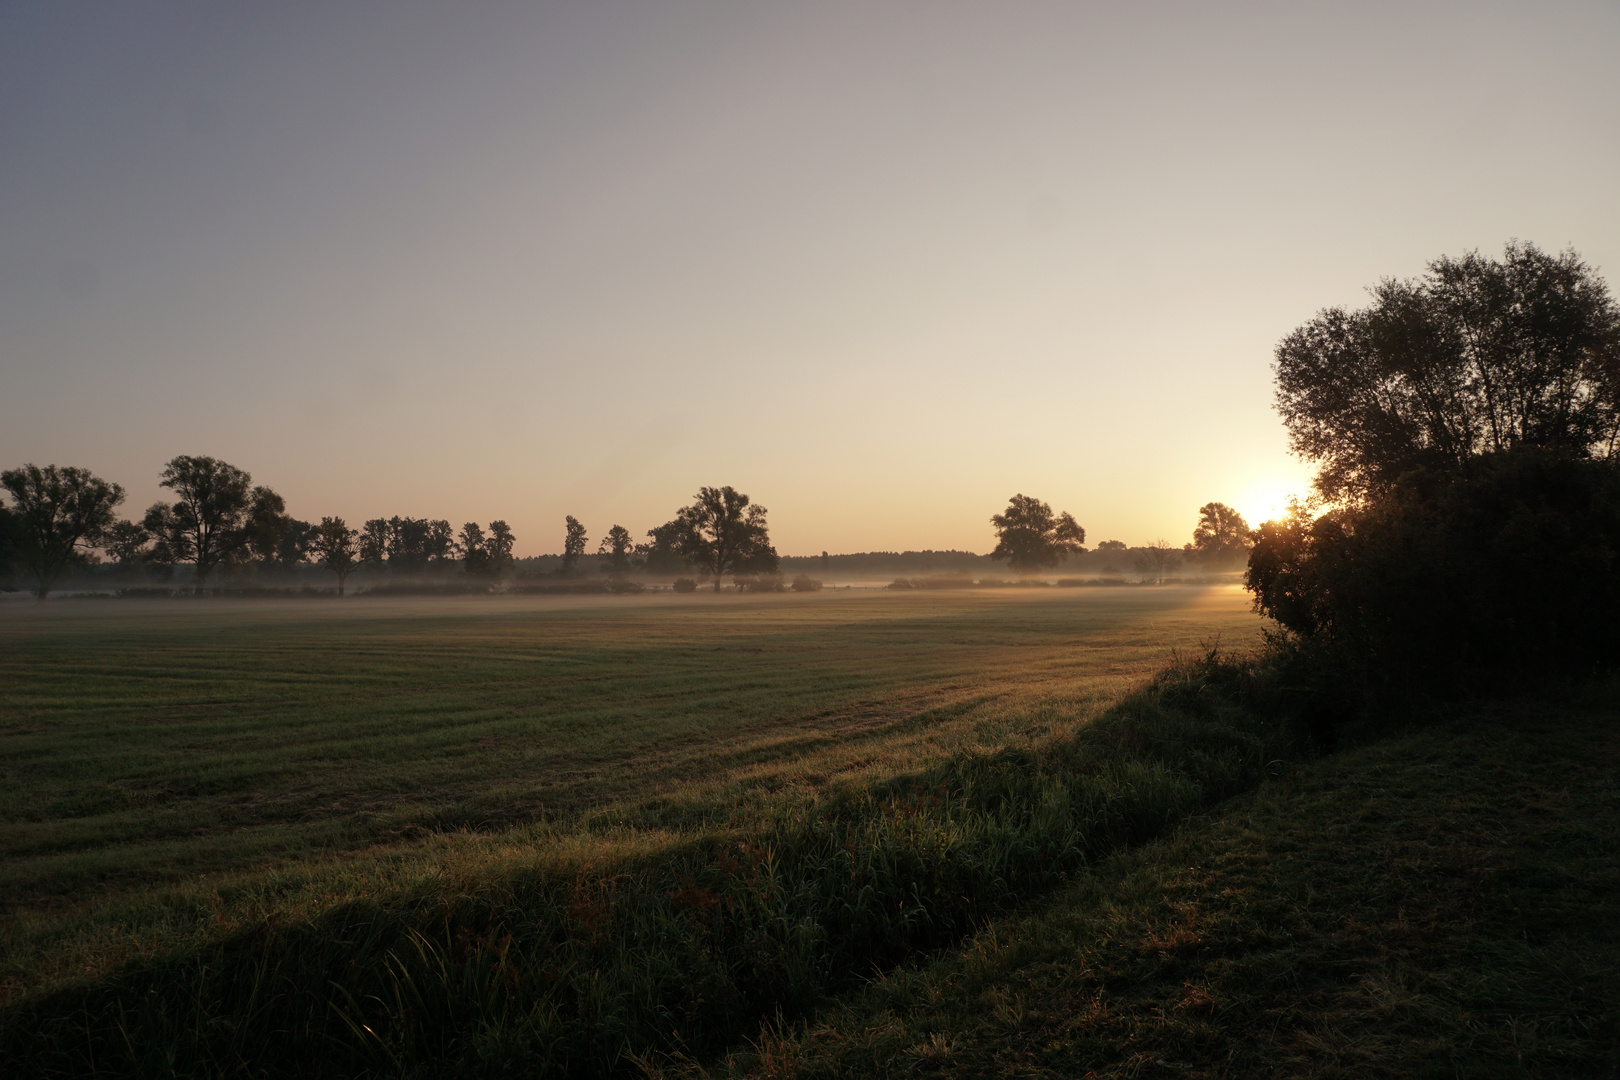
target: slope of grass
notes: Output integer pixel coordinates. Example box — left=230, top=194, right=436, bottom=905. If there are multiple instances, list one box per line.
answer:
left=690, top=691, right=1620, bottom=1079
left=1, top=643, right=1292, bottom=1078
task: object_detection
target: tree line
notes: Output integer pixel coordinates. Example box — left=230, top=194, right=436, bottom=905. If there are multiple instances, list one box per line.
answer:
left=0, top=454, right=1256, bottom=599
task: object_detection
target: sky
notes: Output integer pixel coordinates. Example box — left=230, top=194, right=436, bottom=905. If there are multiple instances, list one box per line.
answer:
left=2, top=2, right=1617, bottom=556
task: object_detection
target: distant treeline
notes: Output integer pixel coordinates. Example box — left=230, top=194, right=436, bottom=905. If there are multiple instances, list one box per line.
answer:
left=0, top=454, right=1254, bottom=598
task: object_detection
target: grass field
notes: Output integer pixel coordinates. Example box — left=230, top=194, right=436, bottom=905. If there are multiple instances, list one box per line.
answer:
left=0, top=585, right=1259, bottom=1007
left=691, top=691, right=1620, bottom=1079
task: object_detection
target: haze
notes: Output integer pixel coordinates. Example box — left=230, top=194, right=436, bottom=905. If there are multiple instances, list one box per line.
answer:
left=2, top=1, right=1616, bottom=555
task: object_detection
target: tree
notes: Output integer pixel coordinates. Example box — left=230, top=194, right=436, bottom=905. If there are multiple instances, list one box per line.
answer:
left=460, top=522, right=490, bottom=574
left=989, top=494, right=1085, bottom=573
left=640, top=519, right=687, bottom=574
left=274, top=519, right=315, bottom=566
left=241, top=486, right=293, bottom=566
left=598, top=524, right=635, bottom=576
left=103, top=520, right=153, bottom=566
left=561, top=516, right=588, bottom=576
left=309, top=517, right=359, bottom=595
left=425, top=519, right=458, bottom=566
left=487, top=520, right=516, bottom=575
left=662, top=486, right=778, bottom=591
left=1274, top=242, right=1620, bottom=504
left=358, top=518, right=391, bottom=569
left=143, top=456, right=280, bottom=583
left=1190, top=502, right=1253, bottom=564
left=1134, top=539, right=1181, bottom=584
left=0, top=464, right=125, bottom=597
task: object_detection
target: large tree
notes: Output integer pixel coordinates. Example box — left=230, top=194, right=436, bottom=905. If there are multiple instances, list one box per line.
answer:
left=561, top=516, right=588, bottom=576
left=143, top=456, right=283, bottom=583
left=309, top=517, right=359, bottom=595
left=486, top=521, right=516, bottom=575
left=0, top=464, right=125, bottom=597
left=1275, top=242, right=1620, bottom=503
left=664, top=486, right=778, bottom=590
left=989, top=493, right=1085, bottom=573
left=1190, top=502, right=1253, bottom=564
left=598, top=524, right=635, bottom=576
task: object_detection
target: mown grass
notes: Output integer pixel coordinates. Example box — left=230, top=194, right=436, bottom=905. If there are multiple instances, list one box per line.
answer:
left=689, top=690, right=1620, bottom=1079
left=3, top=646, right=1293, bottom=1077
left=0, top=590, right=1255, bottom=1001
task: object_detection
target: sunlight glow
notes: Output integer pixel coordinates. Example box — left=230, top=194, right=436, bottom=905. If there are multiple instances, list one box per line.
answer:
left=1234, top=480, right=1304, bottom=528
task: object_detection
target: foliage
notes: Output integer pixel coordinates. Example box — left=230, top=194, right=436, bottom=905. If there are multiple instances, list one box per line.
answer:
left=989, top=494, right=1084, bottom=573
left=486, top=521, right=516, bottom=576
left=598, top=524, right=636, bottom=576
left=1275, top=242, right=1620, bottom=503
left=144, top=456, right=283, bottom=584
left=459, top=522, right=490, bottom=575
left=1132, top=539, right=1180, bottom=584
left=0, top=463, right=125, bottom=597
left=1190, top=501, right=1252, bottom=564
left=310, top=517, right=360, bottom=595
left=790, top=574, right=822, bottom=592
left=660, top=486, right=779, bottom=591
left=100, top=520, right=152, bottom=565
left=1247, top=449, right=1620, bottom=700
left=640, top=521, right=688, bottom=575
left=672, top=576, right=698, bottom=593
left=562, top=515, right=588, bottom=575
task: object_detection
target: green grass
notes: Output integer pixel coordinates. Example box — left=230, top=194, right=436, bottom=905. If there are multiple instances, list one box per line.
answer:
left=0, top=586, right=1258, bottom=1008
left=690, top=692, right=1620, bottom=1079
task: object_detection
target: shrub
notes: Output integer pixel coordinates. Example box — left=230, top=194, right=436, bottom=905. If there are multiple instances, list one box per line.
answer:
left=886, top=578, right=914, bottom=590
left=1248, top=449, right=1620, bottom=700
left=790, top=574, right=822, bottom=592
left=672, top=577, right=698, bottom=593
left=737, top=573, right=785, bottom=592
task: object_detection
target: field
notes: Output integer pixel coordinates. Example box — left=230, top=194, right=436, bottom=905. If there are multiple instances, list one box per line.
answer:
left=0, top=585, right=1259, bottom=1006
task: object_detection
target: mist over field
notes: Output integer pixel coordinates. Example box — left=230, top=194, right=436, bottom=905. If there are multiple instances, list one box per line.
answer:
left=4, top=4, right=1619, bottom=1078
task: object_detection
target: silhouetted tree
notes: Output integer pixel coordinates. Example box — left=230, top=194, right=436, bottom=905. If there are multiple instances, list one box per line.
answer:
left=561, top=516, right=588, bottom=576
left=460, top=522, right=490, bottom=574
left=103, top=520, right=153, bottom=566
left=358, top=518, right=391, bottom=569
left=0, top=464, right=124, bottom=597
left=274, top=519, right=314, bottom=566
left=1190, top=502, right=1253, bottom=564
left=143, top=456, right=281, bottom=583
left=598, top=524, right=635, bottom=576
left=1275, top=242, right=1620, bottom=503
left=1134, top=539, right=1180, bottom=584
left=425, top=519, right=458, bottom=566
left=487, top=520, right=516, bottom=575
left=309, top=517, right=359, bottom=595
left=238, top=486, right=294, bottom=569
left=662, top=486, right=778, bottom=591
left=640, top=520, right=687, bottom=574
left=989, top=494, right=1085, bottom=573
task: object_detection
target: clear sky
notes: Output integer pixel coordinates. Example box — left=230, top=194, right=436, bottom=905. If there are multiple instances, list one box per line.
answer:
left=2, top=2, right=1617, bottom=556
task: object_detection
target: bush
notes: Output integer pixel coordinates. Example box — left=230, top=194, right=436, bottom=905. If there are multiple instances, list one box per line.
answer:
left=886, top=578, right=914, bottom=590
left=672, top=577, right=698, bottom=593
left=1248, top=449, right=1620, bottom=701
left=790, top=574, right=822, bottom=592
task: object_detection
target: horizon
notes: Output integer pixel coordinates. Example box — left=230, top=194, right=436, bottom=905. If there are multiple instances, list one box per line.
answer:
left=3, top=3, right=1616, bottom=556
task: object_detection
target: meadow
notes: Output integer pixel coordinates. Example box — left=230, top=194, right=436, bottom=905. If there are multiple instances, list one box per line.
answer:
left=1, top=586, right=1257, bottom=1010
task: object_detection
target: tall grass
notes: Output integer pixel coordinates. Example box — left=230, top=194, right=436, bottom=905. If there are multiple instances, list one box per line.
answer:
left=3, top=649, right=1294, bottom=1078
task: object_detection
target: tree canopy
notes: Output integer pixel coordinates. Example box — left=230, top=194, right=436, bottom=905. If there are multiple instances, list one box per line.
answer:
left=1274, top=242, right=1620, bottom=503
left=0, top=463, right=124, bottom=597
left=309, top=517, right=359, bottom=595
left=663, top=486, right=778, bottom=590
left=989, top=494, right=1085, bottom=573
left=1190, top=502, right=1253, bottom=563
left=143, top=456, right=284, bottom=582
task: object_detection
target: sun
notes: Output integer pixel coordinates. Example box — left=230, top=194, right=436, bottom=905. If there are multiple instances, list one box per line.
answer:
left=1233, top=479, right=1306, bottom=528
